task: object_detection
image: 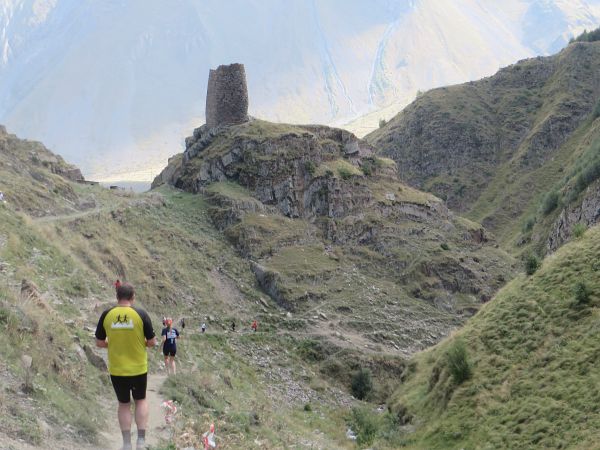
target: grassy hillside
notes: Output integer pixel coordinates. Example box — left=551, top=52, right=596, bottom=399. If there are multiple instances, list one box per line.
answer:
left=0, top=127, right=416, bottom=449
left=367, top=40, right=600, bottom=255
left=383, top=224, right=600, bottom=449
left=154, top=119, right=517, bottom=356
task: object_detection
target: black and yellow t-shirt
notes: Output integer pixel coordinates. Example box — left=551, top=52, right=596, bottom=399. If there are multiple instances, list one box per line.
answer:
left=95, top=306, right=155, bottom=376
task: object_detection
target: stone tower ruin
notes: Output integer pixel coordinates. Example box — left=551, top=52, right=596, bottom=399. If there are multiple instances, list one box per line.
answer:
left=205, top=63, right=249, bottom=129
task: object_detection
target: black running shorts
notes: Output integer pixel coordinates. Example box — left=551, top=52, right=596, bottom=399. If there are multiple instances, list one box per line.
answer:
left=163, top=347, right=176, bottom=357
left=110, top=373, right=147, bottom=403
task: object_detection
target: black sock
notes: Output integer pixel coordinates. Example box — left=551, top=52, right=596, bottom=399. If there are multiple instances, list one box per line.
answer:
left=137, top=429, right=146, bottom=441
left=121, top=430, right=131, bottom=446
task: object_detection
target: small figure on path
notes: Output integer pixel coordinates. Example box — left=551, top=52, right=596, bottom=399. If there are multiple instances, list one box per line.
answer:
left=161, top=318, right=180, bottom=376
left=114, top=279, right=122, bottom=292
left=202, top=423, right=216, bottom=449
left=95, top=283, right=156, bottom=450
left=231, top=320, right=236, bottom=332
left=201, top=322, right=206, bottom=334
left=0, top=191, right=5, bottom=203
left=180, top=317, right=185, bottom=330
left=251, top=320, right=258, bottom=333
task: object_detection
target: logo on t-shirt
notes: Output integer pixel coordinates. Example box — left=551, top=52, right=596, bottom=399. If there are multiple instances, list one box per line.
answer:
left=111, top=314, right=134, bottom=329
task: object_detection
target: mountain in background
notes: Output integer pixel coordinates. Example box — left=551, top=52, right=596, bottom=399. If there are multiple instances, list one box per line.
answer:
left=367, top=36, right=600, bottom=255
left=1, top=0, right=600, bottom=181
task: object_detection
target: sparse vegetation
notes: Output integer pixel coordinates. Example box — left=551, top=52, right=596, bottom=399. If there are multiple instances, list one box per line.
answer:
left=571, top=26, right=600, bottom=43
left=379, top=118, right=387, bottom=128
left=541, top=190, right=560, bottom=215
left=304, top=160, right=316, bottom=176
left=573, top=222, right=587, bottom=239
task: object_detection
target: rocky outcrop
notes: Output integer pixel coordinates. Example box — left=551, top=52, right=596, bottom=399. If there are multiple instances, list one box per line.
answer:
left=154, top=120, right=376, bottom=220
left=205, top=63, right=249, bottom=129
left=547, top=180, right=600, bottom=251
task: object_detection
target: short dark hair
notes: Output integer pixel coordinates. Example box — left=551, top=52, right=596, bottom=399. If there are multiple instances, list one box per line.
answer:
left=117, top=283, right=135, bottom=301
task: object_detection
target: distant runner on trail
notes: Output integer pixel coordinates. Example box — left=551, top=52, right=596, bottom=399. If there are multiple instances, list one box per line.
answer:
left=251, top=320, right=258, bottom=333
left=0, top=191, right=5, bottom=203
left=161, top=318, right=180, bottom=376
left=231, top=320, right=236, bottom=332
left=180, top=317, right=185, bottom=330
left=95, top=283, right=156, bottom=450
left=114, top=279, right=122, bottom=292
left=201, top=322, right=206, bottom=334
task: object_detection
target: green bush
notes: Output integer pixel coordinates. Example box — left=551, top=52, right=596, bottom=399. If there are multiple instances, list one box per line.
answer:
left=522, top=216, right=536, bottom=233
left=351, top=368, right=373, bottom=400
left=440, top=243, right=450, bottom=251
left=593, top=100, right=600, bottom=120
left=541, top=191, right=559, bottom=215
left=574, top=282, right=591, bottom=305
left=338, top=167, right=354, bottom=180
left=303, top=403, right=312, bottom=412
left=571, top=27, right=600, bottom=43
left=361, top=157, right=384, bottom=176
left=297, top=339, right=326, bottom=362
left=574, top=159, right=600, bottom=194
left=525, top=255, right=540, bottom=275
left=304, top=160, right=316, bottom=176
left=572, top=223, right=587, bottom=239
left=378, top=118, right=387, bottom=128
left=349, top=406, right=379, bottom=447
left=445, top=339, right=472, bottom=384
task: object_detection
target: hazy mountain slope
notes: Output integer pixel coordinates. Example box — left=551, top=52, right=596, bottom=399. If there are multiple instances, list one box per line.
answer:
left=368, top=40, right=600, bottom=252
left=383, top=224, right=600, bottom=449
left=1, top=0, right=599, bottom=180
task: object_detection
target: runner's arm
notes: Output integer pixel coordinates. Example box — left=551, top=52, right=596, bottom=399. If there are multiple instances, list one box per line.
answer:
left=94, top=310, right=110, bottom=348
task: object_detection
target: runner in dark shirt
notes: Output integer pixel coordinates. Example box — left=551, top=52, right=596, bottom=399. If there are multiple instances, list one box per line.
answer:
left=161, top=318, right=180, bottom=376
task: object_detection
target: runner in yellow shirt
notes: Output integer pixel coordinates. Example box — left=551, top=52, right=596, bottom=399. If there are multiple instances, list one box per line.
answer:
left=96, top=283, right=156, bottom=450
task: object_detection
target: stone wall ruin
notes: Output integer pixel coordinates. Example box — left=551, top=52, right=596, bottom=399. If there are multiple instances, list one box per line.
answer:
left=205, top=63, right=249, bottom=129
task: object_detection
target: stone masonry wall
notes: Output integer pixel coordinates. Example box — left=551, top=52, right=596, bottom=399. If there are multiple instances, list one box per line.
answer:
left=205, top=63, right=249, bottom=129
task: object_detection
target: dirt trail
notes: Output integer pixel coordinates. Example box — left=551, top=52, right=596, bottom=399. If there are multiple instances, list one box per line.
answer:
left=32, top=206, right=107, bottom=223
left=101, top=373, right=168, bottom=450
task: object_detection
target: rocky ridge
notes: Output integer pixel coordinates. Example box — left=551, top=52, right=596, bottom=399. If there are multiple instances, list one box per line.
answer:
left=153, top=119, right=516, bottom=354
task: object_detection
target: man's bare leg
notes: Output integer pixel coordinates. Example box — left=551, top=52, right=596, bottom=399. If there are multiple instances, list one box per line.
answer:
left=134, top=398, right=149, bottom=449
left=171, top=357, right=176, bottom=375
left=117, top=402, right=132, bottom=450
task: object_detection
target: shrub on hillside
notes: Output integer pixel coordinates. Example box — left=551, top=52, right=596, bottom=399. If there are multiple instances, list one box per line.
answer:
left=593, top=100, right=600, bottom=120
left=304, top=160, right=316, bottom=176
left=574, top=282, right=591, bottom=305
left=522, top=216, right=536, bottom=233
left=445, top=339, right=472, bottom=384
left=525, top=255, right=540, bottom=275
left=349, top=406, right=379, bottom=447
left=541, top=191, right=560, bottom=215
left=572, top=223, right=587, bottom=239
left=338, top=166, right=354, bottom=180
left=360, top=157, right=383, bottom=176
left=571, top=27, right=600, bottom=43
left=351, top=368, right=373, bottom=400
left=574, top=159, right=600, bottom=194
left=379, top=118, right=387, bottom=128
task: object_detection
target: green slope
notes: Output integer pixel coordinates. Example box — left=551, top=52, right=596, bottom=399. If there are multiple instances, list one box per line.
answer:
left=385, top=224, right=600, bottom=449
left=367, top=40, right=600, bottom=255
